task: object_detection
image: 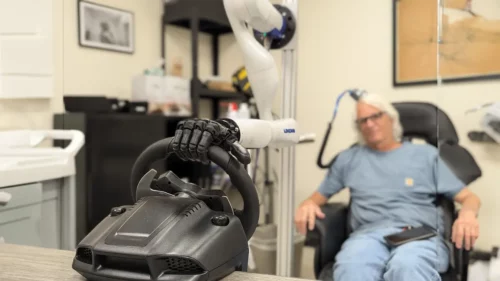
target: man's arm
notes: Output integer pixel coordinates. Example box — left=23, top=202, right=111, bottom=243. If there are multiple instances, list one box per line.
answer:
left=454, top=187, right=481, bottom=216
left=307, top=191, right=329, bottom=206
left=295, top=151, right=347, bottom=235
left=452, top=187, right=481, bottom=250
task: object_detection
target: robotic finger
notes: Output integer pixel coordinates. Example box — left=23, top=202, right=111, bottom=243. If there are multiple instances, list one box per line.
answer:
left=174, top=119, right=251, bottom=165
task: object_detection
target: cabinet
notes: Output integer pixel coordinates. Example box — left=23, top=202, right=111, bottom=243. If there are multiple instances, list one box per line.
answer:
left=54, top=113, right=208, bottom=243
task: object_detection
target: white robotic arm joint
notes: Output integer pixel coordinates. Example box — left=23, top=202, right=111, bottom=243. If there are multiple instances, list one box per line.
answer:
left=222, top=0, right=304, bottom=149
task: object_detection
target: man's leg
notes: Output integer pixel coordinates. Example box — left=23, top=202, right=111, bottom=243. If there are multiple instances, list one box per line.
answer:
left=333, top=229, right=391, bottom=281
left=383, top=236, right=449, bottom=281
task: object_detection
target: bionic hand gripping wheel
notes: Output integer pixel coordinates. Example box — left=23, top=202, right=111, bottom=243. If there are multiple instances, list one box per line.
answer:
left=72, top=137, right=259, bottom=281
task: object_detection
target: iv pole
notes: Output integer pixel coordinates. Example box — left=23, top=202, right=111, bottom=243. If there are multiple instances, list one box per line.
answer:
left=277, top=0, right=298, bottom=277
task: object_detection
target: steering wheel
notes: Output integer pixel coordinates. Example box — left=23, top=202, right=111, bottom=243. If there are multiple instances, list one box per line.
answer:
left=130, top=137, right=259, bottom=240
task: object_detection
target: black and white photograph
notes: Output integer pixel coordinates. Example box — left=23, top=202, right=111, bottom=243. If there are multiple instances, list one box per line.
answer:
left=78, top=1, right=134, bottom=53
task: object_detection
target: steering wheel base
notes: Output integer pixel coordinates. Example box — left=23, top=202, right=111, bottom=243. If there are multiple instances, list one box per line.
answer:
left=130, top=137, right=259, bottom=240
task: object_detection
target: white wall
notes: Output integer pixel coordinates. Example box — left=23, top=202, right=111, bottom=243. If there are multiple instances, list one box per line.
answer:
left=61, top=0, right=164, bottom=108
left=295, top=0, right=500, bottom=250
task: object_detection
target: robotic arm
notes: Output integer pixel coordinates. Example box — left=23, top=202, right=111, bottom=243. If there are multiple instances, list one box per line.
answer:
left=172, top=1, right=299, bottom=163
left=222, top=0, right=300, bottom=149
left=173, top=1, right=307, bottom=161
left=224, top=0, right=283, bottom=122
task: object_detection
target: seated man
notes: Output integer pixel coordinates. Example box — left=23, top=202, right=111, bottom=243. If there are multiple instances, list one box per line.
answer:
left=294, top=93, right=481, bottom=281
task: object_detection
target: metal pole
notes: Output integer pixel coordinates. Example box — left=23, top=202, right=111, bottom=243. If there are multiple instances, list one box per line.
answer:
left=61, top=175, right=76, bottom=250
left=277, top=0, right=298, bottom=277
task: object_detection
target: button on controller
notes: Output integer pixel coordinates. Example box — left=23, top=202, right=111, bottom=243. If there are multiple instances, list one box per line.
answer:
left=110, top=207, right=126, bottom=216
left=211, top=215, right=229, bottom=226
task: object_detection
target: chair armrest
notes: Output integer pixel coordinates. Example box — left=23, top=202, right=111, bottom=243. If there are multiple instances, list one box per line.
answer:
left=454, top=246, right=470, bottom=281
left=305, top=202, right=349, bottom=278
left=450, top=208, right=471, bottom=281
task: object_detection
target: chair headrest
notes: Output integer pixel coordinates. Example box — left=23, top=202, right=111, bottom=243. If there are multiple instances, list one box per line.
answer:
left=392, top=102, right=459, bottom=146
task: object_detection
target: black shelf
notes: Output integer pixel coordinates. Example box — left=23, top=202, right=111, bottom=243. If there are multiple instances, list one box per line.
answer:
left=164, top=18, right=232, bottom=35
left=192, top=79, right=246, bottom=100
left=163, top=0, right=232, bottom=35
left=162, top=0, right=247, bottom=119
left=199, top=88, right=246, bottom=100
left=190, top=79, right=246, bottom=118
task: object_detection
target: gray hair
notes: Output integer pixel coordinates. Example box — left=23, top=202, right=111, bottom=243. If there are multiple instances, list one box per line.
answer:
left=355, top=92, right=403, bottom=145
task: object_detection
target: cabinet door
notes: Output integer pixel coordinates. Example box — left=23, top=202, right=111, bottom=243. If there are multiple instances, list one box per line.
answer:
left=0, top=183, right=43, bottom=247
left=86, top=114, right=168, bottom=231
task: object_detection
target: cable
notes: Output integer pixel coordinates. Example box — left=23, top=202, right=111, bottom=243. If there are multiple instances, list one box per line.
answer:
left=316, top=90, right=349, bottom=169
left=332, top=91, right=348, bottom=120
left=317, top=89, right=366, bottom=169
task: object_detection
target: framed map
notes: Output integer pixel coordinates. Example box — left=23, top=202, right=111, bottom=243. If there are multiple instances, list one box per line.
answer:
left=393, top=0, right=500, bottom=86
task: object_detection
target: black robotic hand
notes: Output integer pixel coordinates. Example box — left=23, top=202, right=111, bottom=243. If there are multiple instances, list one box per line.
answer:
left=172, top=118, right=251, bottom=165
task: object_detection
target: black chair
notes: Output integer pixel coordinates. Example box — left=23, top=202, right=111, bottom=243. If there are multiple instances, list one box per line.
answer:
left=305, top=102, right=482, bottom=281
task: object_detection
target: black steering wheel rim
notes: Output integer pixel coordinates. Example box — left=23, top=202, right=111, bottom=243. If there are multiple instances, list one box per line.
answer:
left=130, top=137, right=259, bottom=240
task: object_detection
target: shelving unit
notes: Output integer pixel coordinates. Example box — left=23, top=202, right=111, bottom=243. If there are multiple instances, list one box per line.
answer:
left=161, top=0, right=248, bottom=118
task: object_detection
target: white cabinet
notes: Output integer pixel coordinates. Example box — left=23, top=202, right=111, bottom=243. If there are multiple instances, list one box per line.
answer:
left=0, top=183, right=43, bottom=247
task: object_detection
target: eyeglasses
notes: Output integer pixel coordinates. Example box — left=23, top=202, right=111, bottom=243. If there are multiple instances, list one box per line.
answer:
left=355, top=111, right=385, bottom=126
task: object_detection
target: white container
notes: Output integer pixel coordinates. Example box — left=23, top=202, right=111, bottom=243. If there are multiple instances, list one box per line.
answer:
left=248, top=224, right=305, bottom=277
left=132, top=75, right=163, bottom=102
left=227, top=102, right=239, bottom=119
left=238, top=103, right=251, bottom=119
left=132, top=75, right=192, bottom=116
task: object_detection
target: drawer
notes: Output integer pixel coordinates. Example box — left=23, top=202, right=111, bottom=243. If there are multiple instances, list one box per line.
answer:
left=0, top=183, right=43, bottom=211
left=0, top=202, right=42, bottom=247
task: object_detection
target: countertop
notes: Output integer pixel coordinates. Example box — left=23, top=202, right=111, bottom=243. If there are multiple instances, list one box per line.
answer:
left=0, top=243, right=314, bottom=281
left=0, top=130, right=84, bottom=188
left=0, top=155, right=76, bottom=188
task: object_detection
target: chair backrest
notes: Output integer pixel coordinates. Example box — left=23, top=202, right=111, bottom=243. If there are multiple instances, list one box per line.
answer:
left=392, top=102, right=459, bottom=146
left=345, top=102, right=481, bottom=235
left=392, top=102, right=481, bottom=185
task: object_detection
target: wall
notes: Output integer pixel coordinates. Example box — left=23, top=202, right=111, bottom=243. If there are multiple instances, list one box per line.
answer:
left=295, top=0, right=500, bottom=250
left=60, top=0, right=164, bottom=110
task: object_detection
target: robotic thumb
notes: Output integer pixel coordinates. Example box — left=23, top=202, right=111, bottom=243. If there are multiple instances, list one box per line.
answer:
left=229, top=141, right=251, bottom=165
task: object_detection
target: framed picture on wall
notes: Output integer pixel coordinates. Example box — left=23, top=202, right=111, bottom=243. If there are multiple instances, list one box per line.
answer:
left=393, top=0, right=500, bottom=86
left=78, top=0, right=134, bottom=54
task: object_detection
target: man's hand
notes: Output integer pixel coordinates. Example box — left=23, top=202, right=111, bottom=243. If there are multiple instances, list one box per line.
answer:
left=294, top=199, right=325, bottom=235
left=452, top=209, right=479, bottom=251
left=452, top=188, right=481, bottom=251
left=172, top=118, right=250, bottom=165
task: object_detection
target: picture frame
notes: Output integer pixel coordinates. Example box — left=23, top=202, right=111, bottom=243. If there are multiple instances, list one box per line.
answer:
left=78, top=0, right=134, bottom=54
left=393, top=0, right=500, bottom=86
